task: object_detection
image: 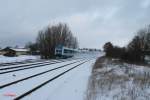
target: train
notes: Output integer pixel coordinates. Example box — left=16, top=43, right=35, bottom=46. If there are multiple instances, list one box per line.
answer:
left=55, top=45, right=78, bottom=58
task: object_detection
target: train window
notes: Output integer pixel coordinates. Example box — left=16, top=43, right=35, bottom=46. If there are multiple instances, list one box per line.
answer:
left=56, top=50, right=62, bottom=53
left=64, top=49, right=68, bottom=53
left=64, top=49, right=73, bottom=53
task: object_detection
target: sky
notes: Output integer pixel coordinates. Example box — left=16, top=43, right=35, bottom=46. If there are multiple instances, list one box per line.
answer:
left=0, top=0, right=150, bottom=49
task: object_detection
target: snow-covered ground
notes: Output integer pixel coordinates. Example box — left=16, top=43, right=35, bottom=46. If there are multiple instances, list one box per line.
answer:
left=0, top=52, right=102, bottom=100
left=0, top=55, right=40, bottom=63
left=22, top=59, right=95, bottom=100
left=86, top=57, right=150, bottom=100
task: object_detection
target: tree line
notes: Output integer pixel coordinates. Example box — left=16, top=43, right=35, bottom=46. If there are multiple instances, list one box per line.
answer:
left=26, top=23, right=78, bottom=59
left=104, top=25, right=150, bottom=63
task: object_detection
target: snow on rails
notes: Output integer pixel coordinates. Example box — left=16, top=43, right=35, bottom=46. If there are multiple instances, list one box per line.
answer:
left=0, top=57, right=94, bottom=100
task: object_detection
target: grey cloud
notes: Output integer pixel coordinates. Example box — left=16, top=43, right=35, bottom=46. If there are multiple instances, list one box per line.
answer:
left=0, top=0, right=150, bottom=48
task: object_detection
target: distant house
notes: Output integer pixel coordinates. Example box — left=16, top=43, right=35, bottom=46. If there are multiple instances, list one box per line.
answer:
left=143, top=50, right=150, bottom=55
left=142, top=50, right=150, bottom=62
left=1, top=47, right=29, bottom=56
left=29, top=50, right=40, bottom=55
left=13, top=48, right=29, bottom=55
left=0, top=48, right=4, bottom=55
left=142, top=50, right=150, bottom=56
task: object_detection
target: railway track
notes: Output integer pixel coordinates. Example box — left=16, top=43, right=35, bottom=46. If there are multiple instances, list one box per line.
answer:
left=0, top=52, right=100, bottom=100
left=0, top=59, right=44, bottom=67
left=13, top=59, right=90, bottom=100
left=0, top=58, right=81, bottom=75
left=0, top=57, right=76, bottom=67
left=0, top=61, right=57, bottom=70
left=0, top=59, right=85, bottom=89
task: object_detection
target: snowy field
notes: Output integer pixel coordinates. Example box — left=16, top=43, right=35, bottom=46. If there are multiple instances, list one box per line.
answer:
left=86, top=57, right=150, bottom=100
left=0, top=52, right=102, bottom=100
left=0, top=55, right=40, bottom=63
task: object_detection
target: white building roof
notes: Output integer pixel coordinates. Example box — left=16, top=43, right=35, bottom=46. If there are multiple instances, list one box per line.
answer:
left=11, top=48, right=29, bottom=52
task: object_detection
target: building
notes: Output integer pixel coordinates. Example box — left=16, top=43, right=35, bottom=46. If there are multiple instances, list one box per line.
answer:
left=0, top=47, right=29, bottom=56
left=13, top=48, right=29, bottom=55
left=143, top=50, right=150, bottom=55
left=0, top=48, right=5, bottom=55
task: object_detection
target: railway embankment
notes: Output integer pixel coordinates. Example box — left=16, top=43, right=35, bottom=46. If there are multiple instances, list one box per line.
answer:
left=85, top=56, right=150, bottom=100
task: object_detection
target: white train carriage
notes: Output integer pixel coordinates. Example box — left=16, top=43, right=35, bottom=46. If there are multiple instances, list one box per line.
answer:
left=55, top=45, right=78, bottom=58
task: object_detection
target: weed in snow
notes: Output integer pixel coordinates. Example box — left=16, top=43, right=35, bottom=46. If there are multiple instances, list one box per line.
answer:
left=85, top=57, right=150, bottom=100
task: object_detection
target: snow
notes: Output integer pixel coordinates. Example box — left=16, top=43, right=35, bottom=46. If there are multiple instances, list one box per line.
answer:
left=0, top=60, right=84, bottom=100
left=23, top=60, right=95, bottom=100
left=11, top=48, right=29, bottom=52
left=0, top=52, right=102, bottom=100
left=86, top=57, right=150, bottom=100
left=0, top=59, right=80, bottom=86
left=0, top=55, right=40, bottom=63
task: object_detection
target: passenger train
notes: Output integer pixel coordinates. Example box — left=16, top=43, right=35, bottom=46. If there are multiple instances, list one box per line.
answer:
left=55, top=45, right=78, bottom=58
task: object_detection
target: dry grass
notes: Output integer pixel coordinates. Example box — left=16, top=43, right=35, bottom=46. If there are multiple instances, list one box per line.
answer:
left=85, top=57, right=150, bottom=100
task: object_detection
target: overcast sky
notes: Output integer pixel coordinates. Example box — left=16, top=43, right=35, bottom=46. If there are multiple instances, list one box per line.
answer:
left=0, top=0, right=150, bottom=49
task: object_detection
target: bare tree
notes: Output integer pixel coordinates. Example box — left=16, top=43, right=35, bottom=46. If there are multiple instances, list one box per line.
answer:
left=103, top=42, right=113, bottom=57
left=136, top=25, right=150, bottom=51
left=36, top=23, right=78, bottom=59
left=126, top=25, right=150, bottom=62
